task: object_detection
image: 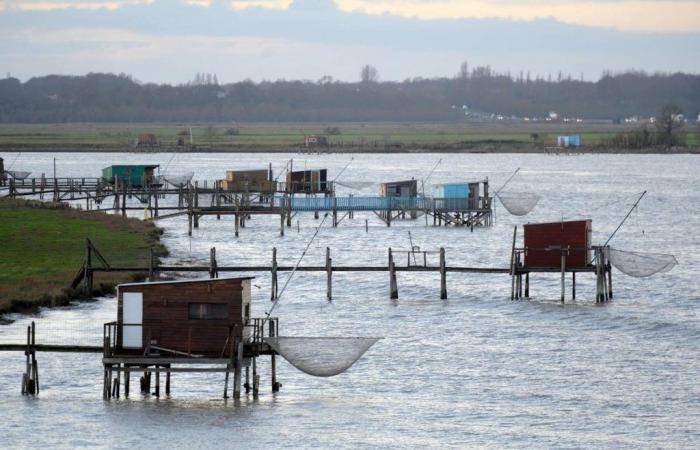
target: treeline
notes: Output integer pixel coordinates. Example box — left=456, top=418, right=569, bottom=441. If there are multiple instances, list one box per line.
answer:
left=0, top=70, right=698, bottom=123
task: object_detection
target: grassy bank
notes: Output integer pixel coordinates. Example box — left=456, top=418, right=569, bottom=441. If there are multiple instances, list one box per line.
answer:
left=1, top=122, right=696, bottom=152
left=0, top=198, right=166, bottom=316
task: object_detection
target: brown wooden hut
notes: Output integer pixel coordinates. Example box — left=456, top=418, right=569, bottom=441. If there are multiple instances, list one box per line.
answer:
left=116, top=277, right=253, bottom=355
left=523, top=219, right=592, bottom=269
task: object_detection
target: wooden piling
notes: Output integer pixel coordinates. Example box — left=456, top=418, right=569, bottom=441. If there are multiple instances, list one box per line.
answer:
left=510, top=226, right=517, bottom=300
left=439, top=247, right=447, bottom=300
left=271, top=248, right=278, bottom=301
left=525, top=272, right=530, bottom=298
left=233, top=342, right=243, bottom=399
left=389, top=248, right=398, bottom=299
left=572, top=272, right=576, bottom=299
left=270, top=322, right=280, bottom=393
left=326, top=247, right=332, bottom=301
left=560, top=252, right=566, bottom=303
left=210, top=247, right=218, bottom=279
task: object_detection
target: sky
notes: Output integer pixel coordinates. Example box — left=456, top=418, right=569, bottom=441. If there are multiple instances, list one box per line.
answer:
left=0, top=0, right=698, bottom=83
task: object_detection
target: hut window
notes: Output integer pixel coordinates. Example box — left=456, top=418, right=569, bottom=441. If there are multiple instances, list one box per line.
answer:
left=188, top=303, right=229, bottom=320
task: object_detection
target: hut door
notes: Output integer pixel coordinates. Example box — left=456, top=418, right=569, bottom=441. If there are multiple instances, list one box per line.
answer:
left=122, top=292, right=143, bottom=348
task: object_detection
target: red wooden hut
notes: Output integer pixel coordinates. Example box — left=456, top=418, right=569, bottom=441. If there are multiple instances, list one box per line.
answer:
left=116, top=277, right=253, bottom=355
left=523, top=220, right=592, bottom=269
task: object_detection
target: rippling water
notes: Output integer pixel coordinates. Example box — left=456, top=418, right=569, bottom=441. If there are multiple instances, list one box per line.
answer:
left=1, top=152, right=698, bottom=449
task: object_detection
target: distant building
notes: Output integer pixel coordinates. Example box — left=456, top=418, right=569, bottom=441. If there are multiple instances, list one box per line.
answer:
left=557, top=135, right=582, bottom=148
left=304, top=135, right=328, bottom=147
left=136, top=133, right=158, bottom=147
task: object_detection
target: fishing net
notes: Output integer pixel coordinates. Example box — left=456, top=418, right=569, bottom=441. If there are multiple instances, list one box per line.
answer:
left=608, top=248, right=678, bottom=278
left=265, top=337, right=381, bottom=377
left=497, top=191, right=540, bottom=216
left=7, top=170, right=31, bottom=180
left=163, top=172, right=194, bottom=187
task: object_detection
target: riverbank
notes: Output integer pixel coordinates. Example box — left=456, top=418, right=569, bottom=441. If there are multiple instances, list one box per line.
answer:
left=0, top=198, right=167, bottom=317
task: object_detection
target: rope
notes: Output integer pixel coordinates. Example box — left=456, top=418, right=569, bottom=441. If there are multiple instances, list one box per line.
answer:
left=266, top=212, right=331, bottom=317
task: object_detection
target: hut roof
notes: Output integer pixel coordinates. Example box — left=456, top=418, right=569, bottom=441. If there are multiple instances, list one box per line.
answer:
left=118, top=276, right=254, bottom=288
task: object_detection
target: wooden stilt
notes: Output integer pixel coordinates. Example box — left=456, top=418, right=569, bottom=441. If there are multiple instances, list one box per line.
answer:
left=389, top=248, right=398, bottom=300
left=572, top=272, right=576, bottom=300
left=233, top=342, right=243, bottom=399
left=439, top=247, right=447, bottom=300
left=525, top=272, right=530, bottom=298
left=155, top=365, right=160, bottom=397
left=560, top=252, right=566, bottom=303
left=326, top=247, right=332, bottom=301
left=270, top=322, right=280, bottom=393
left=271, top=247, right=278, bottom=301
left=125, top=366, right=130, bottom=397
left=280, top=213, right=285, bottom=237
left=510, top=226, right=517, bottom=300
left=165, top=365, right=171, bottom=396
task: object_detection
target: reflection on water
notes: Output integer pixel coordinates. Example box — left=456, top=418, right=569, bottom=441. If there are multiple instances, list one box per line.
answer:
left=0, top=152, right=699, bottom=448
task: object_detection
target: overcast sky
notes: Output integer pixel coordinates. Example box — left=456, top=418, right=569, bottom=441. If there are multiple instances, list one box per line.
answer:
left=1, top=0, right=698, bottom=83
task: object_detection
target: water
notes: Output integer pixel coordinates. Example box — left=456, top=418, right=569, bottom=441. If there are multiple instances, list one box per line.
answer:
left=1, top=152, right=699, bottom=449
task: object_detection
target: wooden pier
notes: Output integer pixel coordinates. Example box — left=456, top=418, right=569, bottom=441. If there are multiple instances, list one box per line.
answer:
left=0, top=176, right=493, bottom=234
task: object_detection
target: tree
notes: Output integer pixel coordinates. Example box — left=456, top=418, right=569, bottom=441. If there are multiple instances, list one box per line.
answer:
left=656, top=104, right=684, bottom=148
left=360, top=65, right=379, bottom=83
left=458, top=61, right=469, bottom=79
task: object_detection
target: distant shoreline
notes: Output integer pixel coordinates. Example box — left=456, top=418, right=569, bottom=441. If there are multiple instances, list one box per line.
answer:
left=1, top=145, right=698, bottom=154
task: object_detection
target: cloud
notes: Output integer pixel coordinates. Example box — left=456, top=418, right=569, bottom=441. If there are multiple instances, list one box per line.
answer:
left=335, top=0, right=700, bottom=33
left=0, top=0, right=698, bottom=82
left=0, top=0, right=153, bottom=10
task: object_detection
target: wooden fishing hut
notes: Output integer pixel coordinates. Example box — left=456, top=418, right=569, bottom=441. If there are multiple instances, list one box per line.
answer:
left=511, top=219, right=612, bottom=303
left=431, top=180, right=492, bottom=227
left=102, top=277, right=281, bottom=400
left=219, top=168, right=276, bottom=193
left=380, top=179, right=418, bottom=220
left=102, top=165, right=160, bottom=188
left=286, top=169, right=329, bottom=194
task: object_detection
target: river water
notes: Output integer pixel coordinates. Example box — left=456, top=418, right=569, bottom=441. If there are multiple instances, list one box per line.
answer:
left=0, top=152, right=698, bottom=449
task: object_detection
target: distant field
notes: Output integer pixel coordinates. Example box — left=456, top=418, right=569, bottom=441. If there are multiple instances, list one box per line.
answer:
left=1, top=121, right=693, bottom=151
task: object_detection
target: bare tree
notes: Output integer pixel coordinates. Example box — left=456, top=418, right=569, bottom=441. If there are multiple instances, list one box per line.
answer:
left=360, top=65, right=379, bottom=83
left=656, top=104, right=684, bottom=148
left=458, top=61, right=469, bottom=79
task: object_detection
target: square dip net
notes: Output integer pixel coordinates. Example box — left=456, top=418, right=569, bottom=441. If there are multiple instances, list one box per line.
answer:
left=608, top=247, right=678, bottom=278
left=264, top=337, right=382, bottom=377
left=497, top=191, right=540, bottom=216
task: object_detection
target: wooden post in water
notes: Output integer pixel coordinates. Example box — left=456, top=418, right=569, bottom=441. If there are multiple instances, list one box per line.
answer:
left=270, top=320, right=280, bottom=393
left=187, top=212, right=193, bottom=237
left=233, top=341, right=243, bottom=399
left=271, top=248, right=278, bottom=301
left=210, top=247, right=218, bottom=279
left=439, top=247, right=447, bottom=299
left=389, top=248, right=398, bottom=299
left=234, top=214, right=240, bottom=238
left=510, top=226, right=517, bottom=300
left=572, top=272, right=576, bottom=300
left=525, top=272, right=530, bottom=298
left=85, top=239, right=93, bottom=296
left=326, top=247, right=332, bottom=301
left=560, top=251, right=566, bottom=303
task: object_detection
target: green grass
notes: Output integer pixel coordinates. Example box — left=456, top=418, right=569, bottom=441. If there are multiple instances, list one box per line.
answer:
left=0, top=199, right=165, bottom=314
left=0, top=121, right=676, bottom=149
